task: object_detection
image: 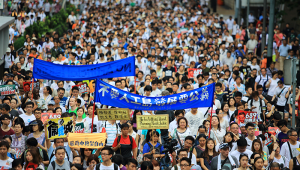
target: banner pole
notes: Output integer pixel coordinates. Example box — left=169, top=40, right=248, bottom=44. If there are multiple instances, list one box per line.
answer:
left=208, top=107, right=213, bottom=138
left=134, top=77, right=137, bottom=94
left=31, top=78, right=34, bottom=100
left=91, top=102, right=96, bottom=133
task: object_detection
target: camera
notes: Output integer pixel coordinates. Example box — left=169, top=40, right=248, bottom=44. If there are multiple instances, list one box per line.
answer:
left=162, top=136, right=179, bottom=153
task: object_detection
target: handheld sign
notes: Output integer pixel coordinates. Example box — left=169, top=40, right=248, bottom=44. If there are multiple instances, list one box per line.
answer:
left=23, top=81, right=40, bottom=92
left=41, top=113, right=61, bottom=124
left=74, top=122, right=84, bottom=133
left=68, top=133, right=107, bottom=149
left=136, top=114, right=169, bottom=130
left=238, top=110, right=257, bottom=124
left=47, top=117, right=73, bottom=139
left=97, top=108, right=130, bottom=120
left=0, top=85, right=16, bottom=96
left=188, top=68, right=203, bottom=79
left=72, top=82, right=88, bottom=94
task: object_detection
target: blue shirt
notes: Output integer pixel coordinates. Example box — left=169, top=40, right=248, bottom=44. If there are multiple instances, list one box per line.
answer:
left=143, top=142, right=164, bottom=155
left=48, top=144, right=72, bottom=163
left=278, top=44, right=290, bottom=57
left=235, top=49, right=245, bottom=58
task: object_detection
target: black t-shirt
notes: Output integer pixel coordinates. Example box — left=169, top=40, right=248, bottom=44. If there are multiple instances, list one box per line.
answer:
left=246, top=75, right=257, bottom=89
left=175, top=72, right=187, bottom=81
left=163, top=67, right=175, bottom=77
left=239, top=65, right=252, bottom=78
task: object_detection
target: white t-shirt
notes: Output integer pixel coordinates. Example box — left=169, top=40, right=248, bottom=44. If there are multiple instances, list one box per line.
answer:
left=230, top=149, right=253, bottom=160
left=83, top=116, right=102, bottom=133
left=19, top=113, right=36, bottom=126
left=267, top=78, right=280, bottom=96
left=245, top=136, right=263, bottom=150
left=273, top=156, right=289, bottom=168
left=255, top=74, right=269, bottom=86
left=93, top=163, right=120, bottom=170
left=280, top=141, right=300, bottom=168
left=168, top=119, right=177, bottom=134
left=0, top=157, right=13, bottom=170
left=274, top=86, right=289, bottom=106
left=185, top=111, right=204, bottom=136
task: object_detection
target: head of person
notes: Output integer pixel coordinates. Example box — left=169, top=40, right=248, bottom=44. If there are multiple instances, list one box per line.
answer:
left=25, top=146, right=42, bottom=167
left=54, top=138, right=64, bottom=147
left=25, top=101, right=34, bottom=113
left=253, top=157, right=264, bottom=170
left=288, top=129, right=298, bottom=142
left=0, top=140, right=9, bottom=156
left=101, top=146, right=114, bottom=162
left=179, top=157, right=192, bottom=170
left=70, top=163, right=84, bottom=170
left=126, top=158, right=138, bottom=170
left=73, top=155, right=83, bottom=165
left=174, top=110, right=184, bottom=120
left=211, top=116, right=221, bottom=130
left=237, top=137, right=248, bottom=153
left=239, top=153, right=249, bottom=168
left=269, top=162, right=281, bottom=170
left=140, top=161, right=153, bottom=170
left=80, top=148, right=93, bottom=159
left=87, top=154, right=100, bottom=169
left=277, top=120, right=288, bottom=132
left=184, top=136, right=195, bottom=149
left=55, top=146, right=67, bottom=162
left=12, top=158, right=23, bottom=170
left=177, top=149, right=188, bottom=161
left=251, top=139, right=263, bottom=155
left=245, top=122, right=255, bottom=136
left=177, top=117, right=188, bottom=129
left=0, top=114, right=11, bottom=126
left=230, top=122, right=240, bottom=135
left=250, top=152, right=261, bottom=165
left=219, top=143, right=230, bottom=158
left=71, top=86, right=80, bottom=97
left=121, top=123, right=129, bottom=136
left=198, top=125, right=206, bottom=135
left=29, top=120, right=43, bottom=132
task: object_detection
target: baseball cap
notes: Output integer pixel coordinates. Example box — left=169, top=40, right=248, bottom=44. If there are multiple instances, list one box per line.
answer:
left=29, top=120, right=39, bottom=125
left=48, top=100, right=55, bottom=105
left=238, top=44, right=242, bottom=47
left=219, top=143, right=230, bottom=149
left=237, top=137, right=249, bottom=147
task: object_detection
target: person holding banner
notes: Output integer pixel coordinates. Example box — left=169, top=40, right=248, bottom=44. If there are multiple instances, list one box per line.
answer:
left=83, top=104, right=101, bottom=133
left=112, top=124, right=137, bottom=160
left=142, top=131, right=164, bottom=160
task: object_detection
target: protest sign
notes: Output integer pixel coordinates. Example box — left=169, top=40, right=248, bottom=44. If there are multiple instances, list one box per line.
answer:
left=188, top=68, right=203, bottom=79
left=47, top=117, right=73, bottom=139
left=23, top=81, right=40, bottom=92
left=136, top=114, right=169, bottom=130
left=72, top=83, right=88, bottom=94
left=68, top=133, right=107, bottom=149
left=0, top=85, right=16, bottom=96
left=74, top=122, right=84, bottom=133
left=264, top=132, right=273, bottom=146
left=95, top=79, right=214, bottom=110
left=268, top=127, right=280, bottom=136
left=41, top=113, right=61, bottom=124
left=237, top=110, right=257, bottom=124
left=97, top=108, right=130, bottom=120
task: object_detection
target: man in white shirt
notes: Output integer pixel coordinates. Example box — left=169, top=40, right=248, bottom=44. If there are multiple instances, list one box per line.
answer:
left=230, top=137, right=253, bottom=160
left=248, top=13, right=255, bottom=24
left=19, top=102, right=36, bottom=126
left=223, top=31, right=234, bottom=48
left=272, top=80, right=288, bottom=112
left=226, top=16, right=234, bottom=35
left=94, top=147, right=120, bottom=170
left=221, top=51, right=235, bottom=71
left=44, top=0, right=51, bottom=16
left=246, top=34, right=258, bottom=53
left=254, top=68, right=269, bottom=91
left=280, top=129, right=300, bottom=168
left=185, top=108, right=204, bottom=136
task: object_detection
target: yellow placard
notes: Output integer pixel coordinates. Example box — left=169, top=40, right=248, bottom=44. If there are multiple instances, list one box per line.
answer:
left=46, top=117, right=73, bottom=139
left=83, top=80, right=89, bottom=85
left=68, top=133, right=107, bottom=149
left=97, top=108, right=130, bottom=120
left=136, top=114, right=169, bottom=130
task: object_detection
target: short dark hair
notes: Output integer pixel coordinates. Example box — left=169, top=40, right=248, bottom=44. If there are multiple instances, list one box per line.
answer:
left=174, top=110, right=184, bottom=117
left=277, top=120, right=287, bottom=127
left=87, top=154, right=100, bottom=166
left=0, top=139, right=10, bottom=149
left=26, top=101, right=34, bottom=107
left=55, top=146, right=66, bottom=154
left=2, top=103, right=10, bottom=111
left=180, top=157, right=191, bottom=166
left=126, top=158, right=138, bottom=166
left=245, top=122, right=255, bottom=129
left=26, top=138, right=38, bottom=147
left=185, top=136, right=195, bottom=144
left=102, top=146, right=114, bottom=155
left=54, top=138, right=64, bottom=144
left=74, top=155, right=84, bottom=164
left=140, top=161, right=153, bottom=170
left=121, top=123, right=129, bottom=129
left=112, top=154, right=123, bottom=166
left=178, top=149, right=189, bottom=155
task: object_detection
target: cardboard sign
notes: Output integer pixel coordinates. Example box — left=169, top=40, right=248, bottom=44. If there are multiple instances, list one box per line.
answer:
left=72, top=83, right=87, bottom=94
left=136, top=114, right=169, bottom=130
left=47, top=117, right=73, bottom=139
left=237, top=110, right=257, bottom=124
left=23, top=81, right=40, bottom=92
left=268, top=127, right=280, bottom=136
left=74, top=122, right=84, bottom=133
left=41, top=113, right=61, bottom=124
left=0, top=85, right=16, bottom=96
left=97, top=108, right=130, bottom=120
left=68, top=133, right=107, bottom=149
left=188, top=68, right=203, bottom=78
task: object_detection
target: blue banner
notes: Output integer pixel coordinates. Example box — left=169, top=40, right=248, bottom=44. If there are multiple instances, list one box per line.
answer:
left=95, top=79, right=215, bottom=110
left=32, top=57, right=135, bottom=80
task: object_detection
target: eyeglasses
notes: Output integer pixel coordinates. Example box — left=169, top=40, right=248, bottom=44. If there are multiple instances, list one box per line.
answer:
left=248, top=128, right=255, bottom=131
left=101, top=153, right=110, bottom=156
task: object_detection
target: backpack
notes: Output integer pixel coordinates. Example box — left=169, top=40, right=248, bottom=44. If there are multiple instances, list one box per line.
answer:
left=116, top=135, right=133, bottom=154
left=24, top=148, right=44, bottom=160
left=95, top=163, right=118, bottom=170
left=51, top=160, right=72, bottom=170
left=174, top=165, right=178, bottom=170
left=147, top=142, right=162, bottom=155
left=259, top=75, right=269, bottom=93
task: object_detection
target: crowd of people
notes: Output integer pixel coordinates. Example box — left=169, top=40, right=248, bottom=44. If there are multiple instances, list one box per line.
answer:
left=1, top=0, right=300, bottom=170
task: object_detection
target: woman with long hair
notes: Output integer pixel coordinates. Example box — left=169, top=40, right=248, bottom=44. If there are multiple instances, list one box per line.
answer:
left=210, top=116, right=226, bottom=145
left=127, top=121, right=139, bottom=147
left=216, top=109, right=229, bottom=131
left=233, top=153, right=251, bottom=170
left=28, top=120, right=46, bottom=151
left=202, top=120, right=210, bottom=134
left=24, top=146, right=44, bottom=170
left=83, top=104, right=101, bottom=133
left=132, top=110, right=142, bottom=132
left=143, top=131, right=164, bottom=160
left=252, top=157, right=264, bottom=170
left=251, top=139, right=268, bottom=167
left=170, top=117, right=191, bottom=146
left=228, top=97, right=237, bottom=118
left=221, top=103, right=231, bottom=123
left=268, top=142, right=288, bottom=168
left=175, top=56, right=186, bottom=70
left=86, top=154, right=99, bottom=170
left=216, top=132, right=234, bottom=152
left=42, top=86, right=52, bottom=106
left=81, top=86, right=91, bottom=108
left=195, top=134, right=206, bottom=165
left=11, top=120, right=26, bottom=158
left=74, top=107, right=89, bottom=133
left=200, top=138, right=219, bottom=170
left=80, top=148, right=93, bottom=169
left=54, top=107, right=63, bottom=115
